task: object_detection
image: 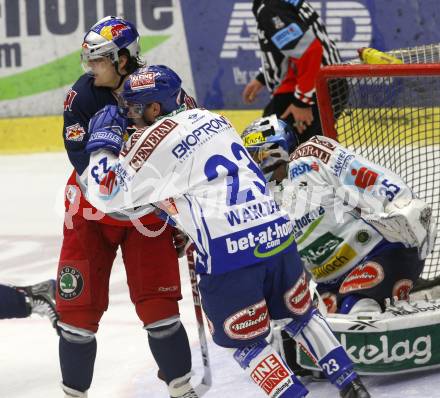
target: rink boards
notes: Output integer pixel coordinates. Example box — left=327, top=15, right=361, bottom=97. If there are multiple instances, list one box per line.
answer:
left=0, top=110, right=261, bottom=154
left=298, top=299, right=440, bottom=375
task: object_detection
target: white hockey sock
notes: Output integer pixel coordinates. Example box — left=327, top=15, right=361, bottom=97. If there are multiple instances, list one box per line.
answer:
left=286, top=309, right=340, bottom=362
left=284, top=310, right=357, bottom=389
left=61, top=383, right=88, bottom=398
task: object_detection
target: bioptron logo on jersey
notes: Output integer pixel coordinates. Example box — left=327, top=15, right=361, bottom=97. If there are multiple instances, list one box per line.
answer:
left=220, top=1, right=372, bottom=84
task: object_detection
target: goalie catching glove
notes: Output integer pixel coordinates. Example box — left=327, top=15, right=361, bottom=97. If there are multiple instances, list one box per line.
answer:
left=362, top=197, right=437, bottom=259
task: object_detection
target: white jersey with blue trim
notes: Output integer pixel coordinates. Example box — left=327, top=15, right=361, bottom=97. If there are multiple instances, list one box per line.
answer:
left=277, top=135, right=415, bottom=283
left=86, top=107, right=294, bottom=275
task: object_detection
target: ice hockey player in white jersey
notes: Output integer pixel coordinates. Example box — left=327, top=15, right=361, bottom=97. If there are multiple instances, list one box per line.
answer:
left=242, top=115, right=437, bottom=376
left=242, top=115, right=436, bottom=315
left=84, top=65, right=370, bottom=397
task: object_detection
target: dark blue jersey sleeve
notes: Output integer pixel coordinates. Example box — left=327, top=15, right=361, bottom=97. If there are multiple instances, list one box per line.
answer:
left=62, top=74, right=117, bottom=175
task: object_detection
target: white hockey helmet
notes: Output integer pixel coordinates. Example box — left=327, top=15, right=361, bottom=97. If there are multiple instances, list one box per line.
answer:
left=81, top=16, right=140, bottom=72
left=242, top=115, right=298, bottom=180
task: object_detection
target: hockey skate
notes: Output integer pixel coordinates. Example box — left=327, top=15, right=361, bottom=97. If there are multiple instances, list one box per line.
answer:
left=166, top=372, right=199, bottom=398
left=61, top=383, right=88, bottom=397
left=172, top=388, right=198, bottom=398
left=16, top=279, right=59, bottom=330
left=339, top=377, right=370, bottom=398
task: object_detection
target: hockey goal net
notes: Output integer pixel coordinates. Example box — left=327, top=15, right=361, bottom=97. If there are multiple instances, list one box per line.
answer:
left=316, top=44, right=440, bottom=282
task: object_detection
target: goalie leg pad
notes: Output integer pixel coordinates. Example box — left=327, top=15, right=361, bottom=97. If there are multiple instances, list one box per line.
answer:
left=233, top=339, right=308, bottom=398
left=59, top=325, right=96, bottom=393
left=146, top=317, right=192, bottom=385
left=284, top=308, right=357, bottom=390
left=339, top=295, right=382, bottom=314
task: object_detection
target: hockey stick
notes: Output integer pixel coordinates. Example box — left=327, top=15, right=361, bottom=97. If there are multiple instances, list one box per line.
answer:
left=186, top=244, right=212, bottom=396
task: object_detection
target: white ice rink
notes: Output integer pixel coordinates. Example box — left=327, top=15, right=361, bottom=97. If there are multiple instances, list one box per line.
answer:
left=1, top=153, right=440, bottom=398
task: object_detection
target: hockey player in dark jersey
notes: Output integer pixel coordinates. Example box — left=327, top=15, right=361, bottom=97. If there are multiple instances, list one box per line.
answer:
left=0, top=280, right=58, bottom=328
left=242, top=0, right=342, bottom=142
left=59, top=16, right=197, bottom=398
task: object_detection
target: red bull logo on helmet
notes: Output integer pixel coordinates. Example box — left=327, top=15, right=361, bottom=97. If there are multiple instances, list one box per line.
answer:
left=99, top=23, right=128, bottom=41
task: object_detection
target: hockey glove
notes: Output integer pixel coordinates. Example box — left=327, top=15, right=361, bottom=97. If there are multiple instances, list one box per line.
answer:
left=86, top=105, right=128, bottom=155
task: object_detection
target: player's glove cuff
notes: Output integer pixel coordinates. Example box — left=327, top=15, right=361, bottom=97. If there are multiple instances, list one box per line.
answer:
left=86, top=128, right=124, bottom=155
left=86, top=105, right=128, bottom=155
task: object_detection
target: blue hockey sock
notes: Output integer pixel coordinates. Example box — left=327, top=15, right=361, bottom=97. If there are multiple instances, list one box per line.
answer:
left=59, top=333, right=97, bottom=392
left=147, top=321, right=192, bottom=384
left=0, top=284, right=29, bottom=319
left=318, top=346, right=357, bottom=390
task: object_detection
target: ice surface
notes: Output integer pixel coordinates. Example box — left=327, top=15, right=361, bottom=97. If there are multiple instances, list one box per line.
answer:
left=1, top=153, right=440, bottom=397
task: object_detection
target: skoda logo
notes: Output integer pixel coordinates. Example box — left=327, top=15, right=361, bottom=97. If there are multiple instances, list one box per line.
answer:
left=58, top=266, right=84, bottom=300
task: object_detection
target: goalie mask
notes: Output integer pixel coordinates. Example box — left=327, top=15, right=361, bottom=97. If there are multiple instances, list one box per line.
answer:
left=81, top=16, right=140, bottom=74
left=242, top=115, right=298, bottom=181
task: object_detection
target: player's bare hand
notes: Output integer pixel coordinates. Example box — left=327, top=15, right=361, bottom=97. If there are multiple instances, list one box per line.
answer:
left=242, top=79, right=264, bottom=104
left=281, top=104, right=313, bottom=134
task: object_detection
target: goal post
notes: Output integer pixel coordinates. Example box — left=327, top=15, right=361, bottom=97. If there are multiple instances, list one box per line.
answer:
left=316, top=62, right=440, bottom=281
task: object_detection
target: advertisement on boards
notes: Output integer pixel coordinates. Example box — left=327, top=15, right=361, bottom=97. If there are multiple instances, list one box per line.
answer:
left=0, top=0, right=439, bottom=116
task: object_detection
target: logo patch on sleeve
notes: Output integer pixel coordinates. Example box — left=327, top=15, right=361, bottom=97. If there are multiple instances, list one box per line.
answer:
left=64, top=89, right=77, bottom=111
left=65, top=123, right=86, bottom=141
left=271, top=22, right=303, bottom=49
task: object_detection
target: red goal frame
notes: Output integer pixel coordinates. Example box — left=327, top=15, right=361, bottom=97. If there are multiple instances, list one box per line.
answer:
left=316, top=63, right=440, bottom=140
left=315, top=62, right=440, bottom=283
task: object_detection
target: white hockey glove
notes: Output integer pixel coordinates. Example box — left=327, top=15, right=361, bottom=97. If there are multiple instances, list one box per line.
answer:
left=362, top=197, right=436, bottom=259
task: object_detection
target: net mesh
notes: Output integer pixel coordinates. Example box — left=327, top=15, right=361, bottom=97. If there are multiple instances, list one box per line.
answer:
left=320, top=44, right=440, bottom=280
left=348, top=43, right=440, bottom=65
